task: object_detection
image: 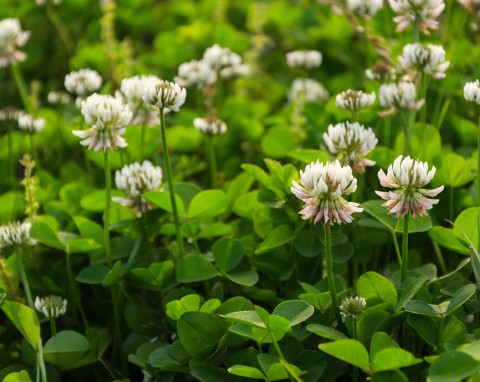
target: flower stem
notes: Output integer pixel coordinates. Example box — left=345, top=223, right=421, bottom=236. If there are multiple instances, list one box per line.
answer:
left=324, top=225, right=344, bottom=331
left=477, top=114, right=480, bottom=202
left=15, top=247, right=47, bottom=382
left=159, top=107, right=184, bottom=256
left=29, top=133, right=40, bottom=171
left=10, top=64, right=32, bottom=113
left=7, top=121, right=14, bottom=188
left=46, top=5, right=74, bottom=56
left=401, top=214, right=410, bottom=283
left=207, top=135, right=217, bottom=189
left=50, top=318, right=57, bottom=337
left=65, top=251, right=88, bottom=327
left=391, top=230, right=402, bottom=266
left=103, top=151, right=112, bottom=268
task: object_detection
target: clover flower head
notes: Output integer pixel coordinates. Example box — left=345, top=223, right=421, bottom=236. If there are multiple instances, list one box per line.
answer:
left=34, top=296, right=67, bottom=319
left=379, top=81, right=424, bottom=116
left=47, top=91, right=71, bottom=106
left=340, top=296, right=367, bottom=318
left=399, top=43, right=450, bottom=80
left=291, top=160, right=363, bottom=225
left=143, top=80, right=186, bottom=112
left=323, top=121, right=377, bottom=173
left=0, top=18, right=30, bottom=68
left=72, top=93, right=132, bottom=152
left=389, top=0, right=445, bottom=34
left=194, top=117, right=227, bottom=136
left=347, top=0, right=384, bottom=16
left=366, top=63, right=397, bottom=82
left=117, top=75, right=161, bottom=126
left=36, top=0, right=62, bottom=5
left=0, top=107, right=21, bottom=122
left=458, top=0, right=480, bottom=16
left=176, top=59, right=217, bottom=89
left=219, top=63, right=251, bottom=79
left=202, top=44, right=248, bottom=79
left=464, top=80, right=480, bottom=104
left=288, top=78, right=329, bottom=103
left=113, top=161, right=163, bottom=216
left=336, top=89, right=376, bottom=112
left=0, top=221, right=35, bottom=248
left=286, top=50, right=323, bottom=69
left=64, top=68, right=102, bottom=97
left=375, top=155, right=444, bottom=218
left=18, top=112, right=45, bottom=133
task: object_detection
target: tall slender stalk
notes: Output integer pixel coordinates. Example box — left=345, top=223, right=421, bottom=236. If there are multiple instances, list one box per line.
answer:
left=401, top=214, right=410, bottom=283
left=324, top=226, right=344, bottom=331
left=207, top=135, right=217, bottom=189
left=103, top=151, right=112, bottom=268
left=65, top=250, right=88, bottom=327
left=10, top=65, right=32, bottom=113
left=45, top=5, right=74, bottom=55
left=159, top=107, right=184, bottom=256
left=477, top=115, right=480, bottom=202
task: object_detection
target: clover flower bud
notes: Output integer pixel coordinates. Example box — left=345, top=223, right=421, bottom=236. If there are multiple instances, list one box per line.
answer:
left=18, top=112, right=45, bottom=133
left=0, top=18, right=30, bottom=68
left=193, top=117, right=227, bottom=136
left=399, top=43, right=450, bottom=80
left=286, top=50, right=323, bottom=69
left=0, top=221, right=35, bottom=248
left=464, top=80, right=480, bottom=104
left=389, top=0, right=445, bottom=34
left=375, top=155, right=444, bottom=218
left=34, top=295, right=67, bottom=319
left=365, top=63, right=396, bottom=82
left=336, top=89, right=376, bottom=112
left=340, top=296, right=367, bottom=318
left=288, top=78, right=329, bottom=103
left=323, top=121, right=377, bottom=173
left=143, top=80, right=186, bottom=112
left=291, top=160, right=363, bottom=225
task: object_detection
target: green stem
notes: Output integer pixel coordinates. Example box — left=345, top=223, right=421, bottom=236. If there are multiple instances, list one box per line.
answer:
left=140, top=124, right=146, bottom=149
left=477, top=114, right=480, bottom=202
left=432, top=240, right=447, bottom=275
left=384, top=115, right=391, bottom=148
left=10, top=64, right=32, bottom=113
left=7, top=121, right=13, bottom=188
left=28, top=133, right=40, bottom=170
left=353, top=317, right=359, bottom=382
left=65, top=251, right=88, bottom=327
left=413, top=18, right=420, bottom=43
left=401, top=111, right=411, bottom=156
left=391, top=230, right=402, bottom=266
left=50, top=318, right=57, bottom=336
left=207, top=135, right=217, bottom=189
left=104, top=151, right=112, bottom=267
left=159, top=107, right=184, bottom=257
left=325, top=226, right=345, bottom=331
left=46, top=5, right=74, bottom=55
left=401, top=214, right=410, bottom=284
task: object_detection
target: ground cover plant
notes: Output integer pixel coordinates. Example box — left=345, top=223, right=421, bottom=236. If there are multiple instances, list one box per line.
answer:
left=1, top=0, right=480, bottom=381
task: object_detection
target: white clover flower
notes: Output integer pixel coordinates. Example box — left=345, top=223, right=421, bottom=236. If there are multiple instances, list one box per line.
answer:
left=47, top=91, right=71, bottom=106
left=36, top=0, right=62, bottom=5
left=219, top=63, right=251, bottom=79
left=18, top=112, right=45, bottom=133
left=399, top=43, right=450, bottom=80
left=143, top=80, right=186, bottom=112
left=113, top=161, right=163, bottom=216
left=193, top=117, right=227, bottom=136
left=72, top=94, right=132, bottom=152
left=202, top=44, right=248, bottom=79
left=34, top=296, right=67, bottom=319
left=347, top=0, right=384, bottom=16
left=64, top=68, right=102, bottom=98
left=336, top=89, right=376, bottom=112
left=366, top=63, right=397, bottom=82
left=0, top=107, right=21, bottom=122
left=389, top=0, right=444, bottom=34
left=0, top=18, right=30, bottom=68
left=288, top=78, right=329, bottom=103
left=379, top=81, right=424, bottom=116
left=464, top=80, right=480, bottom=104
left=176, top=59, right=217, bottom=89
left=291, top=160, right=363, bottom=225
left=340, top=296, right=367, bottom=318
left=323, top=121, right=377, bottom=173
left=286, top=50, right=323, bottom=69
left=375, top=155, right=444, bottom=218
left=116, top=75, right=161, bottom=126
left=0, top=221, right=35, bottom=248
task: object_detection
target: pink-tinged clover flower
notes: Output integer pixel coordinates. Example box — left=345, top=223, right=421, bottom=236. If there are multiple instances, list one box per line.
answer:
left=389, top=0, right=445, bottom=34
left=399, top=43, right=450, bottom=80
left=291, top=160, right=363, bottom=225
left=379, top=81, right=424, bottom=116
left=143, top=80, right=186, bottom=112
left=375, top=155, right=444, bottom=218
left=0, top=18, right=30, bottom=68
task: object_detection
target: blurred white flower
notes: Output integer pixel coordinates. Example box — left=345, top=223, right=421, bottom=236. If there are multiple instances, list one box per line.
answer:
left=288, top=78, right=329, bottom=103
left=379, top=81, right=424, bottom=116
left=113, top=161, right=163, bottom=216
left=399, top=43, right=450, bottom=80
left=176, top=59, right=217, bottom=89
left=220, top=63, right=251, bottom=79
left=116, top=75, right=161, bottom=126
left=340, top=296, right=367, bottom=318
left=389, top=0, right=444, bottom=34
left=336, top=89, right=376, bottom=112
left=323, top=121, right=377, bottom=173
left=18, top=112, right=45, bottom=133
left=464, top=80, right=480, bottom=104
left=35, top=296, right=67, bottom=319
left=0, top=221, right=35, bottom=248
left=64, top=68, right=102, bottom=98
left=458, top=0, right=480, bottom=16
left=286, top=50, right=323, bottom=69
left=347, top=0, right=383, bottom=16
left=366, top=63, right=397, bottom=82
left=36, top=0, right=62, bottom=5
left=47, top=91, right=71, bottom=106
left=376, top=155, right=444, bottom=218
left=0, top=18, right=30, bottom=68
left=203, top=44, right=249, bottom=79
left=143, top=80, right=186, bottom=112
left=0, top=107, right=21, bottom=122
left=73, top=93, right=132, bottom=151
left=193, top=117, right=227, bottom=136
left=291, top=160, right=362, bottom=225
